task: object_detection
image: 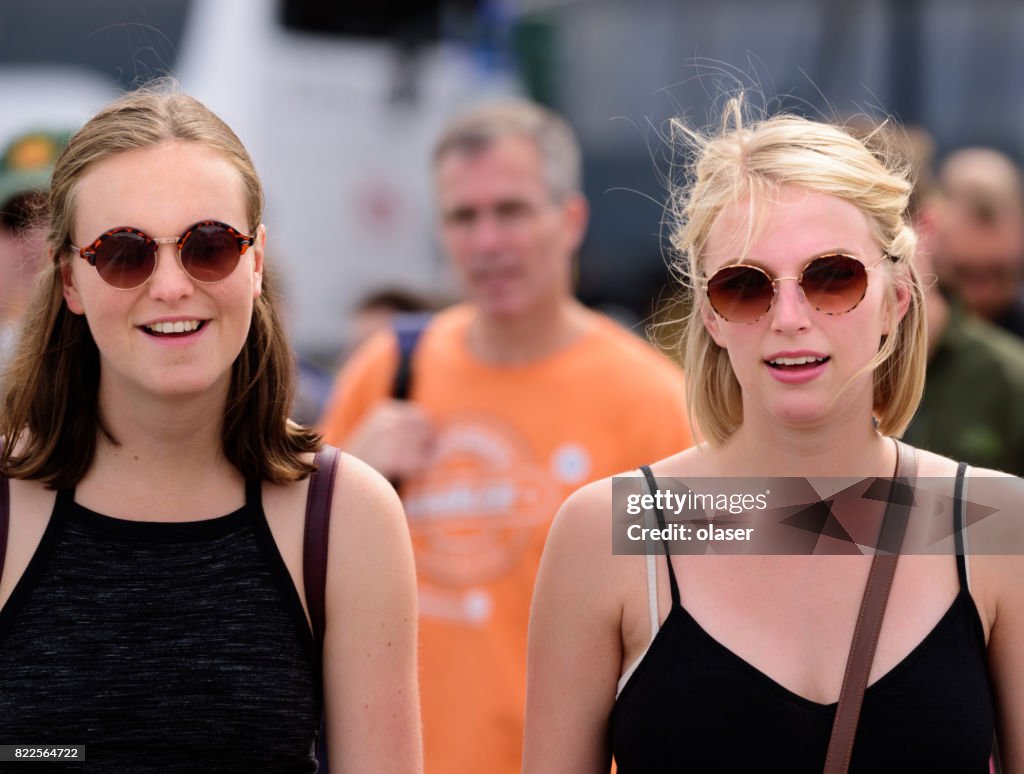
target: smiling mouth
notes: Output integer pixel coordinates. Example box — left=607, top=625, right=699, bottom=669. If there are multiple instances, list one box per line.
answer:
left=766, top=355, right=830, bottom=370
left=142, top=320, right=206, bottom=337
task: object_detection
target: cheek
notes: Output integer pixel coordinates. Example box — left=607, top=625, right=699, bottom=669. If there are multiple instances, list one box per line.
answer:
left=863, top=284, right=898, bottom=338
left=441, top=229, right=473, bottom=264
left=221, top=281, right=258, bottom=335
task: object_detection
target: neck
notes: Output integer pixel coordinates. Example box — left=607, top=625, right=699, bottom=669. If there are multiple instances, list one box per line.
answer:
left=723, top=393, right=893, bottom=478
left=87, top=377, right=238, bottom=496
left=467, top=297, right=590, bottom=365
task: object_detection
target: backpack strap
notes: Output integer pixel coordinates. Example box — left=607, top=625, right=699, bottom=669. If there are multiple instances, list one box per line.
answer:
left=391, top=313, right=431, bottom=401
left=303, top=445, right=341, bottom=651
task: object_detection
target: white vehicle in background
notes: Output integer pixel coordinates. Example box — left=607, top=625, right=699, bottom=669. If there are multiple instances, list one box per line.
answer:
left=177, top=0, right=520, bottom=362
left=0, top=66, right=113, bottom=158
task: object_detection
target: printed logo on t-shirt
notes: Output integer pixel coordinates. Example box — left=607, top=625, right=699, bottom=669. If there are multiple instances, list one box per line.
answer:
left=550, top=442, right=591, bottom=485
left=402, top=415, right=562, bottom=604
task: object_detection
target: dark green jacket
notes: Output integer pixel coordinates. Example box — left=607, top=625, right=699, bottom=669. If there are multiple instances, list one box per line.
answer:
left=904, top=302, right=1024, bottom=475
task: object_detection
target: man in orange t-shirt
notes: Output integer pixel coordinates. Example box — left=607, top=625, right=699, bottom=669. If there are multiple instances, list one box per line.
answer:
left=320, top=100, right=692, bottom=774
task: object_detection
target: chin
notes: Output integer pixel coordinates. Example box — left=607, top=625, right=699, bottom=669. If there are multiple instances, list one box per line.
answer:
left=139, top=367, right=233, bottom=401
left=767, top=397, right=834, bottom=429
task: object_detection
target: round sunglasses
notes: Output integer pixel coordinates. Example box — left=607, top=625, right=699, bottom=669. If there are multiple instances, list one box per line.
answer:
left=701, top=253, right=894, bottom=324
left=70, top=220, right=255, bottom=290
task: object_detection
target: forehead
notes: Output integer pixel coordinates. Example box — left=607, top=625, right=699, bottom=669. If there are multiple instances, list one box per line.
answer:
left=435, top=134, right=547, bottom=203
left=702, top=186, right=876, bottom=273
left=73, top=140, right=248, bottom=236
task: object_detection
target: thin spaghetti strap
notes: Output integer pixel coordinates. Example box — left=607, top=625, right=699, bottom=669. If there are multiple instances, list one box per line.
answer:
left=639, top=465, right=681, bottom=609
left=953, top=461, right=970, bottom=592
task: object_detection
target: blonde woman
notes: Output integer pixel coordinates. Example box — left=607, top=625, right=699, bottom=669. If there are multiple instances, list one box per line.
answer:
left=0, top=89, right=421, bottom=772
left=524, top=102, right=1022, bottom=772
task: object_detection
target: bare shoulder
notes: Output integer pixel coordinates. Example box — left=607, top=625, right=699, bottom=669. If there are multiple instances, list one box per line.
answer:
left=317, top=450, right=421, bottom=772
left=907, top=446, right=962, bottom=477
left=925, top=454, right=1024, bottom=636
left=1, top=477, right=58, bottom=609
left=328, top=451, right=408, bottom=548
left=263, top=448, right=410, bottom=585
left=542, top=473, right=640, bottom=607
left=548, top=475, right=618, bottom=551
left=7, top=475, right=56, bottom=514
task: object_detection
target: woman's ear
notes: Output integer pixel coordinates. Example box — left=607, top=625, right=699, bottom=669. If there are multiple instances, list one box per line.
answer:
left=885, top=279, right=912, bottom=335
left=702, top=301, right=727, bottom=348
left=252, top=224, right=266, bottom=299
left=61, top=257, right=85, bottom=315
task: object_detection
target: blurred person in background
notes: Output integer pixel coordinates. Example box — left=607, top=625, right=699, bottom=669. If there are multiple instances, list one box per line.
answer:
left=341, top=286, right=439, bottom=363
left=320, top=99, right=692, bottom=774
left=295, top=287, right=437, bottom=426
left=934, top=147, right=1024, bottom=339
left=0, top=130, right=68, bottom=371
left=897, top=130, right=1024, bottom=475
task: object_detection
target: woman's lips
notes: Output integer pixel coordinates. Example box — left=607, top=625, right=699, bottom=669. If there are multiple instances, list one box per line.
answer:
left=764, top=355, right=830, bottom=384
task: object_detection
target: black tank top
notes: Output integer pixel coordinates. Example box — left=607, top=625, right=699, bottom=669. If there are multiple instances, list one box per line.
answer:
left=0, top=482, right=320, bottom=773
left=610, top=464, right=995, bottom=773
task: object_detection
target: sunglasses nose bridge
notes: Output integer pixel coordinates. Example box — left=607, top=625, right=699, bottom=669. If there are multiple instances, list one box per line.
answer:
left=767, top=273, right=815, bottom=325
left=145, top=238, right=196, bottom=293
left=770, top=274, right=807, bottom=303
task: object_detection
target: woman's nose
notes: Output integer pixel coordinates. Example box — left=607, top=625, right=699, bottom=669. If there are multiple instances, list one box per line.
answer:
left=769, top=277, right=812, bottom=333
left=146, top=244, right=194, bottom=301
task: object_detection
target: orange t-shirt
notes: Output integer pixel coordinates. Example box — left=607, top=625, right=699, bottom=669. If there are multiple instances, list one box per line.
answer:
left=320, top=304, right=692, bottom=774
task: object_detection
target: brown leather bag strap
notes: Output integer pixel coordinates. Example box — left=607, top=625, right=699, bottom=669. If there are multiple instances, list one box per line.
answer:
left=303, top=445, right=341, bottom=652
left=824, top=439, right=917, bottom=774
left=0, top=471, right=8, bottom=585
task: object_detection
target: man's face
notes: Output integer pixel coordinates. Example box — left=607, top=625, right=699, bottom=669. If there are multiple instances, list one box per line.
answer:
left=937, top=203, right=1024, bottom=320
left=435, top=135, right=585, bottom=321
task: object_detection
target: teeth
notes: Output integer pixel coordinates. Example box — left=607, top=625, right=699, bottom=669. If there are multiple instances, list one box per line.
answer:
left=145, top=320, right=201, bottom=334
left=769, top=355, right=826, bottom=366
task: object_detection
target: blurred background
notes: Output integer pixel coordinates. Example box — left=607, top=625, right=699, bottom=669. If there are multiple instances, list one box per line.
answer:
left=3, top=0, right=1023, bottom=369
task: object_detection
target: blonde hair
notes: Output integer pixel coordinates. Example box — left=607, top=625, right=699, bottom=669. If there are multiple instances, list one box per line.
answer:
left=670, top=97, right=927, bottom=445
left=1, top=85, right=319, bottom=487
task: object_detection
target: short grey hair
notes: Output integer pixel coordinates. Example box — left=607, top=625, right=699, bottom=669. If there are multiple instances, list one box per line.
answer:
left=433, top=99, right=582, bottom=200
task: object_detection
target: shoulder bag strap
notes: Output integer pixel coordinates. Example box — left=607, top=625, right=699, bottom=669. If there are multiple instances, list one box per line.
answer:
left=0, top=470, right=8, bottom=584
left=823, top=439, right=917, bottom=774
left=303, top=445, right=342, bottom=651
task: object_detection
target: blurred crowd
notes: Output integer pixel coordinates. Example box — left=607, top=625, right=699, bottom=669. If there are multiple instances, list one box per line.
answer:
left=2, top=92, right=1023, bottom=773
left=4, top=115, right=1024, bottom=475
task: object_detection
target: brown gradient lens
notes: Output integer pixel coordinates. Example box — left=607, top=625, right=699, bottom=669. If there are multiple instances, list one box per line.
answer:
left=180, top=222, right=244, bottom=283
left=706, top=254, right=871, bottom=323
left=800, top=254, right=869, bottom=314
left=92, top=230, right=157, bottom=289
left=706, top=265, right=775, bottom=323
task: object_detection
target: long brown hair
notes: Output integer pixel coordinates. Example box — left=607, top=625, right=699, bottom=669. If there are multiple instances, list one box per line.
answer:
left=0, top=86, right=319, bottom=487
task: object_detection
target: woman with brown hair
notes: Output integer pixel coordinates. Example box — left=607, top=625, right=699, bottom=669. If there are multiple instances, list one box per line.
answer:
left=0, top=87, right=421, bottom=772
left=524, top=100, right=1023, bottom=772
